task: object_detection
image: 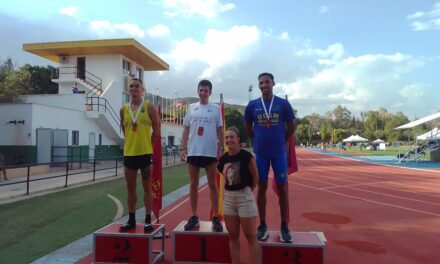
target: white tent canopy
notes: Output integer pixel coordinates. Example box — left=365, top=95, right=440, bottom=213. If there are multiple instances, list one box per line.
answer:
left=417, top=127, right=440, bottom=141
left=373, top=139, right=385, bottom=143
left=343, top=135, right=369, bottom=142
left=394, top=112, right=440, bottom=130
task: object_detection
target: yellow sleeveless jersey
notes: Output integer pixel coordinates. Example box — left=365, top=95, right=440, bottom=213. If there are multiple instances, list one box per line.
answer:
left=123, top=101, right=153, bottom=156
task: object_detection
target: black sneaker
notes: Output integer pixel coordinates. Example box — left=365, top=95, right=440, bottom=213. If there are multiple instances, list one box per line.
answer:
left=280, top=223, right=292, bottom=243
left=119, top=221, right=136, bottom=232
left=184, top=216, right=200, bottom=231
left=144, top=223, right=154, bottom=233
left=212, top=216, right=223, bottom=232
left=257, top=222, right=268, bottom=241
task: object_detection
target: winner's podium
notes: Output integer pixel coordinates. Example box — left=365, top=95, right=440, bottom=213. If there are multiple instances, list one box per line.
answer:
left=172, top=220, right=231, bottom=263
left=259, top=231, right=326, bottom=264
left=93, top=223, right=165, bottom=264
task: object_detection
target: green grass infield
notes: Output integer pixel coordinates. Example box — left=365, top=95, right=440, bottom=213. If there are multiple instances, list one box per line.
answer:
left=0, top=164, right=190, bottom=263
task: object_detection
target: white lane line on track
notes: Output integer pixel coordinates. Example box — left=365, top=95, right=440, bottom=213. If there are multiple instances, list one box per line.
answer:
left=295, top=173, right=440, bottom=206
left=154, top=185, right=209, bottom=221
left=107, top=194, right=124, bottom=221
left=305, top=149, right=440, bottom=173
left=300, top=159, right=440, bottom=195
left=289, top=180, right=440, bottom=217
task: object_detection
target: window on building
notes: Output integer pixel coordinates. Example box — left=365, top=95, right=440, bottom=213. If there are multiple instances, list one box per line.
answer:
left=123, top=59, right=131, bottom=74
left=136, top=67, right=143, bottom=80
left=72, top=130, right=79, bottom=145
left=99, top=134, right=102, bottom=146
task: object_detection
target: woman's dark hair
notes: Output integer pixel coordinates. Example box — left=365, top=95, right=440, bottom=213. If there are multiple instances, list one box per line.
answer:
left=226, top=126, right=240, bottom=137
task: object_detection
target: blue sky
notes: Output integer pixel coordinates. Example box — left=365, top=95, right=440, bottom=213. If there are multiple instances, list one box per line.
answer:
left=1, top=0, right=439, bottom=119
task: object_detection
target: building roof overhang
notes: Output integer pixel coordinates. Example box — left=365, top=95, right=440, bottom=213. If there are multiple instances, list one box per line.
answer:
left=23, top=38, right=169, bottom=71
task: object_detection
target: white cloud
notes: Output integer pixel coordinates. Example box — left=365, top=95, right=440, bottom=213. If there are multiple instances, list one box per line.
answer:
left=160, top=0, right=235, bottom=18
left=163, top=25, right=260, bottom=78
left=399, top=83, right=427, bottom=99
left=297, top=43, right=345, bottom=64
left=407, top=3, right=440, bottom=31
left=280, top=43, right=425, bottom=114
left=278, top=31, right=290, bottom=41
left=407, top=11, right=424, bottom=19
left=90, top=20, right=145, bottom=38
left=59, top=6, right=80, bottom=17
left=319, top=6, right=329, bottom=14
left=147, top=24, right=170, bottom=38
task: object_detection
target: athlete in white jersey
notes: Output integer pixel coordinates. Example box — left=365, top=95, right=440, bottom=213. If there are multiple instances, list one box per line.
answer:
left=180, top=80, right=224, bottom=232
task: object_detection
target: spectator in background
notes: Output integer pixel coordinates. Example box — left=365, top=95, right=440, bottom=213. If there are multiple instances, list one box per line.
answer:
left=0, top=153, right=8, bottom=181
left=72, top=83, right=79, bottom=94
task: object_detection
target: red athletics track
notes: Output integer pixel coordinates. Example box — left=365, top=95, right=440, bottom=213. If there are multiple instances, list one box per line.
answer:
left=78, top=148, right=440, bottom=263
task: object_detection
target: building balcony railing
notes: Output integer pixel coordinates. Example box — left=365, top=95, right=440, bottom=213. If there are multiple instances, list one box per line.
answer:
left=52, top=67, right=103, bottom=96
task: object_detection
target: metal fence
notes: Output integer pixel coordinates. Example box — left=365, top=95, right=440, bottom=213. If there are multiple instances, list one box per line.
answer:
left=0, top=150, right=183, bottom=198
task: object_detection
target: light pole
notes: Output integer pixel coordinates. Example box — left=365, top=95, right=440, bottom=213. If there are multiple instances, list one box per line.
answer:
left=248, top=84, right=253, bottom=101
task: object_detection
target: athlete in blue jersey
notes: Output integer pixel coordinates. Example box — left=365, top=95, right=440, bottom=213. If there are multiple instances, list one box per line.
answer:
left=244, top=72, right=295, bottom=243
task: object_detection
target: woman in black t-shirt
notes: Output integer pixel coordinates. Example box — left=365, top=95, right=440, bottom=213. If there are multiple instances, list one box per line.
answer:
left=218, top=126, right=259, bottom=264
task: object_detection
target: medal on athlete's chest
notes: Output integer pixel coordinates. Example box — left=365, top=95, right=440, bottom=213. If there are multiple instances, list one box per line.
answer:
left=128, top=98, right=144, bottom=133
left=197, top=126, right=204, bottom=136
left=261, top=96, right=274, bottom=129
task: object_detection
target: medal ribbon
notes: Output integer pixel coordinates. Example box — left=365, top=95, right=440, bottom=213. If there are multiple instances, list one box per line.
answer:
left=128, top=98, right=144, bottom=126
left=260, top=96, right=274, bottom=124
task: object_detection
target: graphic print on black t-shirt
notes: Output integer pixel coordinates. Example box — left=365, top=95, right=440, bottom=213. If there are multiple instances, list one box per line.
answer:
left=223, top=161, right=242, bottom=186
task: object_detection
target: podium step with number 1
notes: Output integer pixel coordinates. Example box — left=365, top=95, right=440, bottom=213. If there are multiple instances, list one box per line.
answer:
left=172, top=220, right=231, bottom=263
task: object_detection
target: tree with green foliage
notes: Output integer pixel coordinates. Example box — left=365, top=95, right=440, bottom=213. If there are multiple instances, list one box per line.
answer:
left=1, top=65, right=32, bottom=97
left=0, top=59, right=58, bottom=97
left=319, top=122, right=332, bottom=142
left=224, top=107, right=247, bottom=143
left=332, top=105, right=352, bottom=128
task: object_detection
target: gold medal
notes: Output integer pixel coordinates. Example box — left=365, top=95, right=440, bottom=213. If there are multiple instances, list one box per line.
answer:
left=132, top=123, right=137, bottom=132
left=266, top=119, right=270, bottom=128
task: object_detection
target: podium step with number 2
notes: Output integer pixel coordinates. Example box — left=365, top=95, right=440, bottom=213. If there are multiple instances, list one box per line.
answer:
left=93, top=223, right=165, bottom=264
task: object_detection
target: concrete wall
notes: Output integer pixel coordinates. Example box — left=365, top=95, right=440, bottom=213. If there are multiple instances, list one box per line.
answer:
left=0, top=102, right=117, bottom=146
left=0, top=104, right=33, bottom=146
left=31, top=104, right=117, bottom=146
left=161, top=123, right=184, bottom=146
left=20, top=94, right=85, bottom=111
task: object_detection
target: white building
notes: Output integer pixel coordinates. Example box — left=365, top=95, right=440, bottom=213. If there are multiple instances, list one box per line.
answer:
left=0, top=38, right=184, bottom=165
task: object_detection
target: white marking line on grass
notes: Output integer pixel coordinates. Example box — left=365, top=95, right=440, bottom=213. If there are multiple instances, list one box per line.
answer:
left=155, top=185, right=209, bottom=221
left=107, top=194, right=124, bottom=221
left=296, top=172, right=440, bottom=206
left=289, top=180, right=440, bottom=217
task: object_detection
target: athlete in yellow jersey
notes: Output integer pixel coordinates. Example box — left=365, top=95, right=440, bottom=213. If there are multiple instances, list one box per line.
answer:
left=119, top=78, right=160, bottom=233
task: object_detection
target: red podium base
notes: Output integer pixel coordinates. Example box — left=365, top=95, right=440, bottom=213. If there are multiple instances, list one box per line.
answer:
left=259, top=231, right=326, bottom=264
left=172, top=220, right=231, bottom=263
left=93, top=223, right=165, bottom=264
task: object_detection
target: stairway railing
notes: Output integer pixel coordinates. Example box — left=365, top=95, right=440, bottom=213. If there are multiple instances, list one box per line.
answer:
left=85, top=97, right=121, bottom=134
